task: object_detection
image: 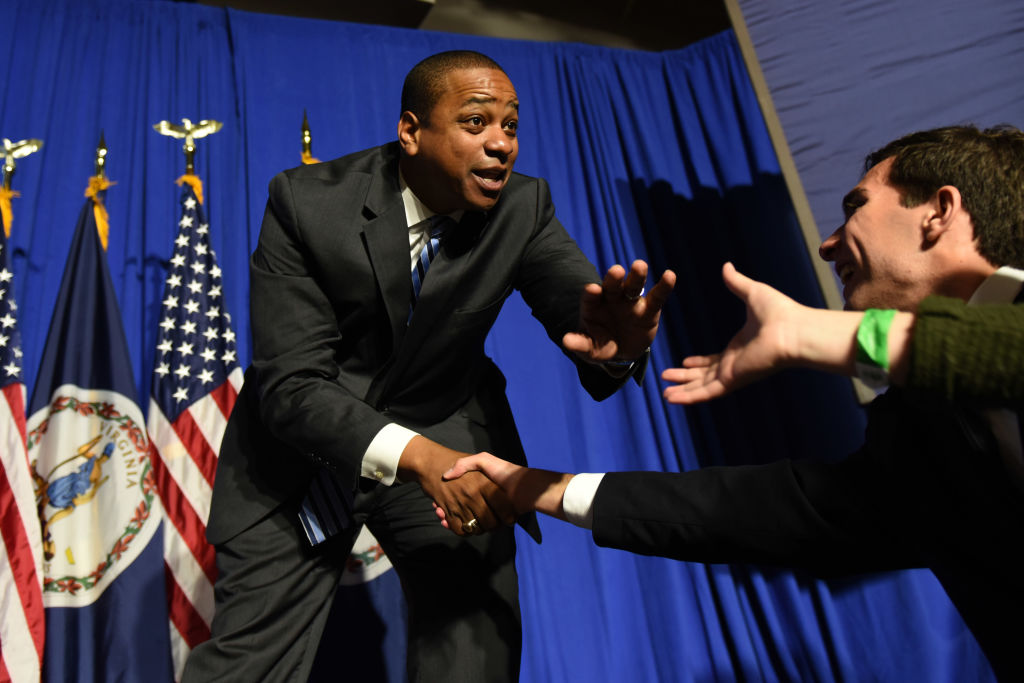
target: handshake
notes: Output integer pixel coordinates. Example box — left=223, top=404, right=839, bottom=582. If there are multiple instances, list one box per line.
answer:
left=430, top=452, right=573, bottom=536
left=397, top=435, right=565, bottom=537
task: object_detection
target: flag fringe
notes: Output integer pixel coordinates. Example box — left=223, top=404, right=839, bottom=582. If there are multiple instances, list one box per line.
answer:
left=84, top=176, right=115, bottom=250
left=175, top=174, right=204, bottom=205
left=0, top=188, right=20, bottom=238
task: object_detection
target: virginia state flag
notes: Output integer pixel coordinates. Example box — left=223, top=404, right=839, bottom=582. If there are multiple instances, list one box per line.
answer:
left=26, top=191, right=173, bottom=681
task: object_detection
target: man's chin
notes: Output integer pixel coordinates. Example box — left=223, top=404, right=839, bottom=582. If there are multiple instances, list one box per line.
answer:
left=463, top=191, right=502, bottom=212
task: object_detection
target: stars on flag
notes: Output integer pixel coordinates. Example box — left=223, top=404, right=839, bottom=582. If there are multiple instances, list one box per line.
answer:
left=152, top=188, right=239, bottom=412
left=0, top=246, right=24, bottom=384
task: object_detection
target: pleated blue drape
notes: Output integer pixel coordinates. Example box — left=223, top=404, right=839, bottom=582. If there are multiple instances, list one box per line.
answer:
left=0, top=0, right=993, bottom=680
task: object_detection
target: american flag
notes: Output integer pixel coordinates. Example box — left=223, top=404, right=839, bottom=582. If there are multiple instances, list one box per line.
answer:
left=0, top=229, right=44, bottom=682
left=147, top=184, right=242, bottom=679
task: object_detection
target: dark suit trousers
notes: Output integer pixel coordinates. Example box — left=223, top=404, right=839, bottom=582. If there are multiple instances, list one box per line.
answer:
left=182, top=480, right=520, bottom=683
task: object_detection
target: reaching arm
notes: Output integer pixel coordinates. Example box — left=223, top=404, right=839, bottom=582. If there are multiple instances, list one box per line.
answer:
left=661, top=263, right=914, bottom=405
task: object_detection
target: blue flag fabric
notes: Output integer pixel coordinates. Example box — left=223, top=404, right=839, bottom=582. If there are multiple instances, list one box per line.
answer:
left=26, top=196, right=173, bottom=682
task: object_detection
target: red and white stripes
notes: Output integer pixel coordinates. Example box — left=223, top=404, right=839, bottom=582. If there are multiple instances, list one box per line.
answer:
left=0, top=381, right=44, bottom=683
left=149, top=367, right=241, bottom=680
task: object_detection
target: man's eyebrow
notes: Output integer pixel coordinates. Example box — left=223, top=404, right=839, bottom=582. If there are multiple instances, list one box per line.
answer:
left=842, top=187, right=866, bottom=208
left=461, top=96, right=519, bottom=111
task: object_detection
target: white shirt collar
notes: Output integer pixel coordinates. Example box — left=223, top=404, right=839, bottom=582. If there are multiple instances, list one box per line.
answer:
left=968, top=266, right=1024, bottom=305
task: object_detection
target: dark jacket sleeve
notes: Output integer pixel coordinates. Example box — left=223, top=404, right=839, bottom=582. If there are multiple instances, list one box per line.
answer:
left=589, top=462, right=909, bottom=576
left=910, top=296, right=1024, bottom=402
left=588, top=389, right=986, bottom=577
left=249, top=171, right=391, bottom=489
left=514, top=177, right=642, bottom=400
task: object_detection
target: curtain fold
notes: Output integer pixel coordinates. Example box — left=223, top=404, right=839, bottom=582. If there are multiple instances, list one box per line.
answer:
left=0, top=1, right=992, bottom=680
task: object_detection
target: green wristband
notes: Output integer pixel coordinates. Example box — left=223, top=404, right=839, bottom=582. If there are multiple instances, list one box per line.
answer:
left=855, top=308, right=896, bottom=388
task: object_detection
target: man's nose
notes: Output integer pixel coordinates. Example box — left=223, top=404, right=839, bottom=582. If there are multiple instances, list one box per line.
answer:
left=484, top=128, right=512, bottom=158
left=819, top=228, right=841, bottom=261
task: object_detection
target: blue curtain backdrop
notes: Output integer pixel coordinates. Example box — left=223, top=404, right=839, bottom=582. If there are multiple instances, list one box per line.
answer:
left=0, top=0, right=993, bottom=680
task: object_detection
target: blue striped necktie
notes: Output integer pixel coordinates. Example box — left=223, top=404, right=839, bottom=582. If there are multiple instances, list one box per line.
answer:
left=409, top=214, right=451, bottom=321
left=298, top=214, right=452, bottom=546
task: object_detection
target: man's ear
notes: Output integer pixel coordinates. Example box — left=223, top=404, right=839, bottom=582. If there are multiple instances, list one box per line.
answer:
left=922, top=185, right=964, bottom=245
left=398, top=111, right=421, bottom=156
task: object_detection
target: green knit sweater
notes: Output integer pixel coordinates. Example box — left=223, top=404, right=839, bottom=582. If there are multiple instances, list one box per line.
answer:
left=909, top=295, right=1024, bottom=401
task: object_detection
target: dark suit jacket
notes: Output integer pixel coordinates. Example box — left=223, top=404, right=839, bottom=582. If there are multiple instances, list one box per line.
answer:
left=590, top=387, right=1024, bottom=679
left=209, top=142, right=631, bottom=545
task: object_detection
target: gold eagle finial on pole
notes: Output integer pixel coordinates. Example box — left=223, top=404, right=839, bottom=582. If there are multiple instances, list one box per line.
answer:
left=152, top=118, right=223, bottom=175
left=153, top=118, right=222, bottom=204
left=2, top=137, right=43, bottom=191
left=1, top=136, right=42, bottom=236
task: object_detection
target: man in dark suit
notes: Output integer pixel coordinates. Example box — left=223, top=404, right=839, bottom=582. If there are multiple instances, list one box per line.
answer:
left=182, top=50, right=675, bottom=682
left=442, top=125, right=1024, bottom=680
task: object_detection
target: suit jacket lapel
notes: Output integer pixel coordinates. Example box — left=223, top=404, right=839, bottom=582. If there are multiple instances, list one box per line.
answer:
left=361, top=154, right=411, bottom=353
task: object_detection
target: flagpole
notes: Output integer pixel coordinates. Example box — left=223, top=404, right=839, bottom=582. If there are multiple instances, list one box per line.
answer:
left=26, top=136, right=172, bottom=683
left=0, top=145, right=43, bottom=683
left=301, top=110, right=319, bottom=165
left=146, top=123, right=242, bottom=679
left=94, top=131, right=107, bottom=179
left=86, top=132, right=114, bottom=250
left=3, top=151, right=12, bottom=191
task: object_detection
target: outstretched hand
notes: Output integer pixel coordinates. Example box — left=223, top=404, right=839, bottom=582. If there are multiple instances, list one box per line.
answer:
left=662, top=262, right=802, bottom=404
left=563, top=260, right=676, bottom=363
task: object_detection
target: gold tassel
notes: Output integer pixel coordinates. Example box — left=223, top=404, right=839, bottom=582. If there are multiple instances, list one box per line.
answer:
left=175, top=173, right=204, bottom=205
left=84, top=176, right=115, bottom=251
left=0, top=187, right=19, bottom=238
left=301, top=150, right=320, bottom=165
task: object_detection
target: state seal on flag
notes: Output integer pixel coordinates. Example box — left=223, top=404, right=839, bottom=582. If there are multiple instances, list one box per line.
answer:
left=340, top=525, right=394, bottom=586
left=27, top=385, right=161, bottom=607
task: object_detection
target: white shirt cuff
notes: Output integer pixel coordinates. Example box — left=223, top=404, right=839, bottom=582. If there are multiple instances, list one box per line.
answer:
left=360, top=423, right=419, bottom=486
left=562, top=472, right=606, bottom=529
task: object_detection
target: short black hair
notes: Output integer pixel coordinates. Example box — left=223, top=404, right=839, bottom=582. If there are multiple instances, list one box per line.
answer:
left=866, top=125, right=1024, bottom=268
left=401, top=50, right=508, bottom=125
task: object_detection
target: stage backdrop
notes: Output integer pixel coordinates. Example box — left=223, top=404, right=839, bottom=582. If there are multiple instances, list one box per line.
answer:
left=0, top=0, right=994, bottom=680
left=737, top=0, right=1024, bottom=248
